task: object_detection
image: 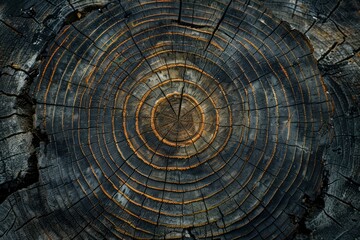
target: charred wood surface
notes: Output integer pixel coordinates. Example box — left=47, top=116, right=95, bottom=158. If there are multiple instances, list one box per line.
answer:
left=0, top=0, right=359, bottom=239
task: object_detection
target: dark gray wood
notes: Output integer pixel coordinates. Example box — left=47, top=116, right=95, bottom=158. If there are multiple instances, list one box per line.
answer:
left=260, top=1, right=360, bottom=239
left=0, top=0, right=358, bottom=239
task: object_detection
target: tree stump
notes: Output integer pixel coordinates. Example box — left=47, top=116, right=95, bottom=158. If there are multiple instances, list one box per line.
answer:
left=0, top=0, right=359, bottom=239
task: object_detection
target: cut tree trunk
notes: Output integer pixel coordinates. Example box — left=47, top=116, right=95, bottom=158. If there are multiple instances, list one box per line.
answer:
left=0, top=0, right=359, bottom=239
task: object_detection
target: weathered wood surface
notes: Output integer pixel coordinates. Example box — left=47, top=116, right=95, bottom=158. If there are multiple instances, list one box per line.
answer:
left=0, top=0, right=358, bottom=239
left=260, top=1, right=360, bottom=239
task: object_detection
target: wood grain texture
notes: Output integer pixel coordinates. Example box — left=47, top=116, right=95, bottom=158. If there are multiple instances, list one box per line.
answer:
left=260, top=1, right=360, bottom=239
left=0, top=0, right=358, bottom=239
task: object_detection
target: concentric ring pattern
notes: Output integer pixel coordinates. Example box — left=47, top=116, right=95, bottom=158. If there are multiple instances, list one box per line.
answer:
left=31, top=0, right=333, bottom=239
